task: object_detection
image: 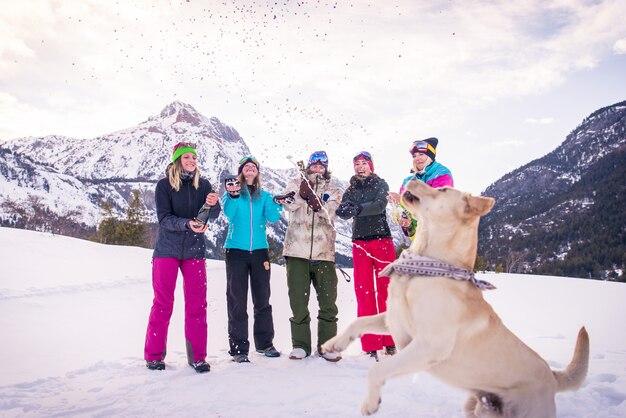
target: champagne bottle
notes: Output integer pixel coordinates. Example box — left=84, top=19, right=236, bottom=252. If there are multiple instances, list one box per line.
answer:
left=193, top=203, right=212, bottom=228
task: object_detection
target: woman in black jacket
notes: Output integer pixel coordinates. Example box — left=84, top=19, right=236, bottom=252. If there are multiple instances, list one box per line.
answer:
left=336, top=151, right=396, bottom=361
left=144, top=142, right=220, bottom=373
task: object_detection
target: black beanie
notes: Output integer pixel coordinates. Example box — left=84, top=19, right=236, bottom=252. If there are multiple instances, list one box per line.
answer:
left=410, top=137, right=438, bottom=161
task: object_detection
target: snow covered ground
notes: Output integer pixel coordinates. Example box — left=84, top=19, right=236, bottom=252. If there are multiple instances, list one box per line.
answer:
left=1, top=227, right=625, bottom=417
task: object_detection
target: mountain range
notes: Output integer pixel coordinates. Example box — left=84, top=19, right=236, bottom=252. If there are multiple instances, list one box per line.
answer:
left=478, top=100, right=625, bottom=280
left=1, top=100, right=623, bottom=279
left=0, top=101, right=407, bottom=266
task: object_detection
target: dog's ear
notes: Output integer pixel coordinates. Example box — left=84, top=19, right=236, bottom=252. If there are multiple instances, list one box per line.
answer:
left=465, top=194, right=495, bottom=216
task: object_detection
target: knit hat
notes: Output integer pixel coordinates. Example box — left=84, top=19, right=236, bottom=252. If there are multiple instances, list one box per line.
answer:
left=307, top=150, right=329, bottom=168
left=172, top=142, right=197, bottom=163
left=238, top=156, right=260, bottom=174
left=409, top=137, right=438, bottom=161
left=353, top=151, right=374, bottom=173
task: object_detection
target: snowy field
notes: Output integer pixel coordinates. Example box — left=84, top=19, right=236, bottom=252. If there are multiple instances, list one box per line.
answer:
left=1, top=227, right=625, bottom=417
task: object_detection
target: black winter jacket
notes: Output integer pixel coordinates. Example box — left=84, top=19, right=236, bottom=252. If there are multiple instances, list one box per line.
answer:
left=338, top=174, right=392, bottom=241
left=153, top=175, right=221, bottom=259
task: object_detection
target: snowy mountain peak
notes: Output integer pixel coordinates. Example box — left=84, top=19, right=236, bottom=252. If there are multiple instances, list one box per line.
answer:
left=159, top=101, right=201, bottom=123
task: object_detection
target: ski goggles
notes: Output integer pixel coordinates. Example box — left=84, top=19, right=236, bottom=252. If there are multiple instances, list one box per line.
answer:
left=409, top=141, right=435, bottom=155
left=238, top=155, right=259, bottom=167
left=307, top=151, right=329, bottom=167
left=173, top=142, right=197, bottom=151
left=353, top=151, right=373, bottom=162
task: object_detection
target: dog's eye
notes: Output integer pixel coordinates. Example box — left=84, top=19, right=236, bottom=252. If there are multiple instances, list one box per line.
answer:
left=438, top=188, right=447, bottom=192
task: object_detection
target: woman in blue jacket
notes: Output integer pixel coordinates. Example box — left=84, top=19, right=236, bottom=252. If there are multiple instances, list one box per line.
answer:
left=222, top=156, right=283, bottom=363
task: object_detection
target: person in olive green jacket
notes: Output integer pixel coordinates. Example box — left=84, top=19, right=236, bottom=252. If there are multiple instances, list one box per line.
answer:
left=281, top=151, right=343, bottom=361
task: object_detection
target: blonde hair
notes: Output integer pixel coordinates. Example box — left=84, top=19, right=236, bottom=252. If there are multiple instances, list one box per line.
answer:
left=168, top=159, right=200, bottom=191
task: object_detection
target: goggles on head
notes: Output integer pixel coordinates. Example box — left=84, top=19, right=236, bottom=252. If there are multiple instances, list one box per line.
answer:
left=173, top=142, right=197, bottom=151
left=308, top=151, right=329, bottom=167
left=353, top=151, right=373, bottom=162
left=409, top=141, right=435, bottom=155
left=238, top=155, right=259, bottom=166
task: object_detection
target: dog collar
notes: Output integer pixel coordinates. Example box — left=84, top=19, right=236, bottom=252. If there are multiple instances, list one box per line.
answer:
left=380, top=251, right=496, bottom=291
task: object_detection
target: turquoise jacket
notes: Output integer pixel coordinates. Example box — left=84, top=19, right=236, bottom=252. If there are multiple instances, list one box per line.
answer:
left=400, top=161, right=454, bottom=192
left=222, top=188, right=283, bottom=251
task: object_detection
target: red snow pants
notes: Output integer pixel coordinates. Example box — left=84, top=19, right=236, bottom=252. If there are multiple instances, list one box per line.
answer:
left=144, top=257, right=207, bottom=363
left=352, top=238, right=396, bottom=352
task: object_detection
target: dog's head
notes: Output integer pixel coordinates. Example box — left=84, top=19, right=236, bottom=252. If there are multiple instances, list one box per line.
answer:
left=401, top=180, right=495, bottom=269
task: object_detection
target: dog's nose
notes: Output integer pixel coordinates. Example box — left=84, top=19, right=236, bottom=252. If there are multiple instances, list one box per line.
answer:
left=403, top=191, right=418, bottom=204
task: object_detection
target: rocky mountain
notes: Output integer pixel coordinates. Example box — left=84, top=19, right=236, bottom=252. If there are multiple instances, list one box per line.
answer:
left=478, top=100, right=626, bottom=280
left=0, top=101, right=409, bottom=266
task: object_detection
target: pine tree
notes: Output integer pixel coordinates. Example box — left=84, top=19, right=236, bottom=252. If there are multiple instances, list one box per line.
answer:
left=116, top=190, right=148, bottom=246
left=97, top=190, right=147, bottom=247
left=97, top=199, right=119, bottom=244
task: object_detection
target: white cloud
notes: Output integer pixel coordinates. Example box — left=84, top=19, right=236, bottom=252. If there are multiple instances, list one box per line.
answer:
left=1, top=0, right=626, bottom=193
left=524, top=117, right=554, bottom=125
left=614, top=37, right=626, bottom=54
left=493, top=139, right=526, bottom=147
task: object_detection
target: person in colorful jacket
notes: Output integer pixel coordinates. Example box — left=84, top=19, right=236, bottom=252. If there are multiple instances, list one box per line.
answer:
left=281, top=151, right=343, bottom=362
left=144, top=142, right=220, bottom=373
left=388, top=137, right=454, bottom=238
left=335, top=151, right=396, bottom=361
left=222, top=156, right=283, bottom=363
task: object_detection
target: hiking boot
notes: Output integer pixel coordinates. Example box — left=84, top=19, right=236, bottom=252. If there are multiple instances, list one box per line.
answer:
left=189, top=360, right=210, bottom=373
left=232, top=353, right=251, bottom=363
left=366, top=350, right=379, bottom=362
left=289, top=348, right=308, bottom=360
left=146, top=360, right=165, bottom=370
left=319, top=351, right=342, bottom=362
left=385, top=345, right=397, bottom=356
left=256, top=346, right=281, bottom=358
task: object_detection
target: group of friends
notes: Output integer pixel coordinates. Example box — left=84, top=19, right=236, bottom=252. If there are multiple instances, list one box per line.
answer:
left=143, top=138, right=454, bottom=373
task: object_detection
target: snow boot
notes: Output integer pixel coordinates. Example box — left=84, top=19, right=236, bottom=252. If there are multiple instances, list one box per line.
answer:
left=256, top=346, right=281, bottom=358
left=232, top=353, right=251, bottom=363
left=189, top=360, right=210, bottom=373
left=289, top=348, right=308, bottom=360
left=146, top=360, right=165, bottom=370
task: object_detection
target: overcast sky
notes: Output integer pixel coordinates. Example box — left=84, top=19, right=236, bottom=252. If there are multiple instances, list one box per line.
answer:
left=1, top=0, right=625, bottom=194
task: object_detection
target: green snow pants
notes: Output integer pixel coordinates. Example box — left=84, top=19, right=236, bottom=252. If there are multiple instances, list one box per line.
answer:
left=286, top=257, right=339, bottom=356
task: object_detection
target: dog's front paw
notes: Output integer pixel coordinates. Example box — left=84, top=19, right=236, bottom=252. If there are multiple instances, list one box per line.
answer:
left=321, top=333, right=353, bottom=353
left=360, top=395, right=381, bottom=415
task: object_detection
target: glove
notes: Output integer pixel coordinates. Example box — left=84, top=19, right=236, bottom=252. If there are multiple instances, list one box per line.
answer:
left=336, top=201, right=362, bottom=220
left=273, top=191, right=296, bottom=205
left=299, top=179, right=314, bottom=200
left=306, top=194, right=323, bottom=212
left=225, top=176, right=241, bottom=198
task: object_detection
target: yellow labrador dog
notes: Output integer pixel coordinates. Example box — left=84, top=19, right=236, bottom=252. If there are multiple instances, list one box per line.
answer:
left=322, top=179, right=589, bottom=417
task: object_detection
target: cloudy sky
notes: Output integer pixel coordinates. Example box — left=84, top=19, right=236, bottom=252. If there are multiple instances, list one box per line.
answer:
left=1, top=0, right=625, bottom=194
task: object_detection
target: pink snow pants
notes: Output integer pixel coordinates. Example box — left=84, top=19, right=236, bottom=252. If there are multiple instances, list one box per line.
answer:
left=144, top=257, right=207, bottom=363
left=352, top=238, right=396, bottom=352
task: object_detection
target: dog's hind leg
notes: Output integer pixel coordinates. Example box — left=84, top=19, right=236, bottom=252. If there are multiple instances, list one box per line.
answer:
left=321, top=313, right=389, bottom=354
left=361, top=337, right=454, bottom=415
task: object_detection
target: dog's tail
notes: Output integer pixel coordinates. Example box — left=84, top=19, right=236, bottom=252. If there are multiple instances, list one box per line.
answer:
left=553, top=327, right=590, bottom=392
